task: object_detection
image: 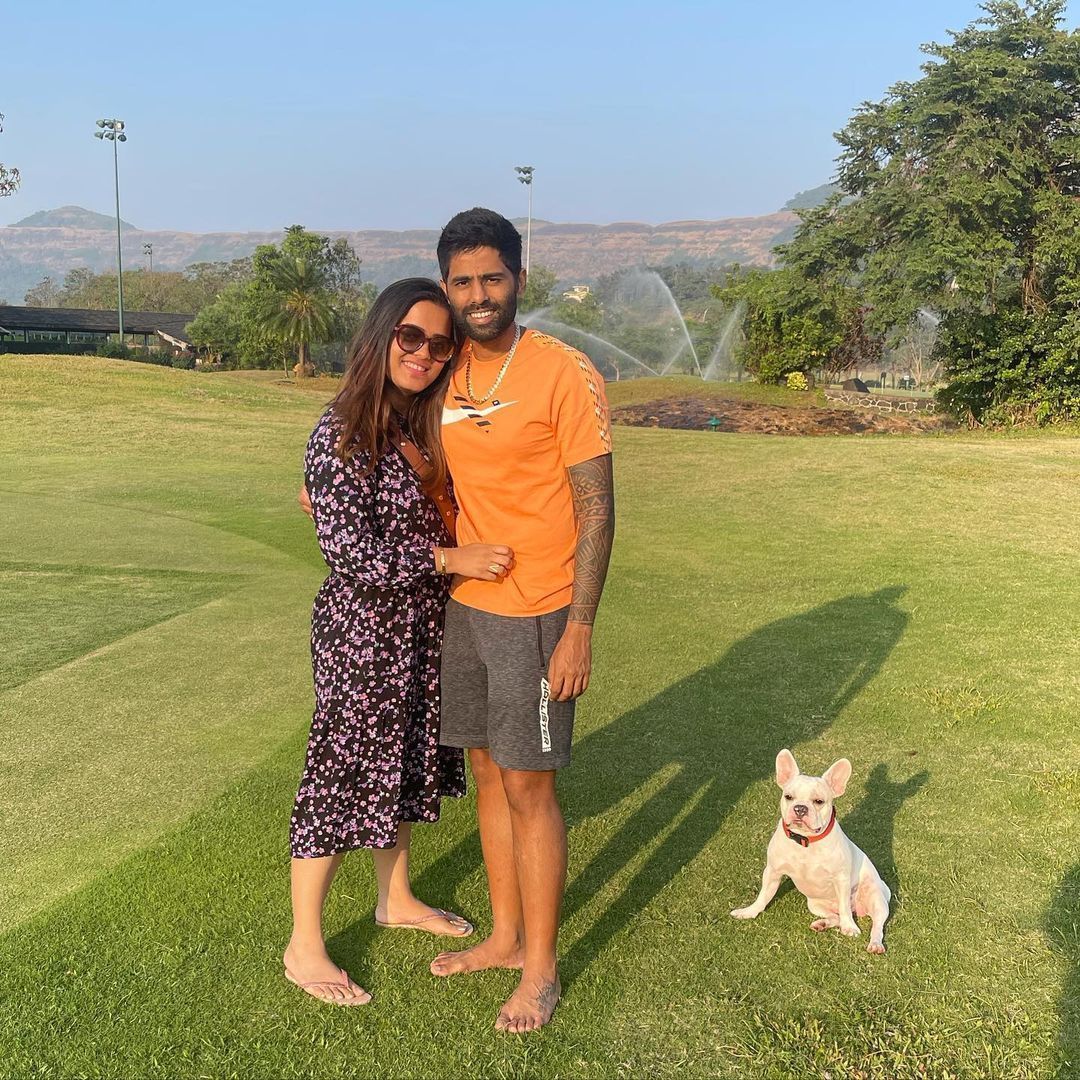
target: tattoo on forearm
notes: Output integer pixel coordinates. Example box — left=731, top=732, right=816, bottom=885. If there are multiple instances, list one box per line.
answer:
left=567, top=454, right=615, bottom=624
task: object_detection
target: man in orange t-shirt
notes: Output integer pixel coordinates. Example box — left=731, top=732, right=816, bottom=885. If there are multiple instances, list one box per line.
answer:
left=443, top=326, right=610, bottom=616
left=429, top=208, right=615, bottom=1035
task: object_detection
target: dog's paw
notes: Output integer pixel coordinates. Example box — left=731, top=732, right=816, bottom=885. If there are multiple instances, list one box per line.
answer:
left=867, top=941, right=886, bottom=955
left=730, top=907, right=757, bottom=920
left=810, top=919, right=832, bottom=932
left=839, top=923, right=861, bottom=937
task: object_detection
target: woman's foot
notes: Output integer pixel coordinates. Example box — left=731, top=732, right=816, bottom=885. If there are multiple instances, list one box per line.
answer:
left=430, top=934, right=525, bottom=976
left=495, top=972, right=561, bottom=1033
left=283, top=943, right=371, bottom=1005
left=375, top=898, right=473, bottom=936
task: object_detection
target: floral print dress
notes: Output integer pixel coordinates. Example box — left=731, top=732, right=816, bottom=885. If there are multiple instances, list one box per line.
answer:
left=290, top=409, right=466, bottom=858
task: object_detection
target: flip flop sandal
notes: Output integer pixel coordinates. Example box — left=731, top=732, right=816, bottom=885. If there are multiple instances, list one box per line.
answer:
left=284, top=965, right=371, bottom=1006
left=374, top=908, right=474, bottom=937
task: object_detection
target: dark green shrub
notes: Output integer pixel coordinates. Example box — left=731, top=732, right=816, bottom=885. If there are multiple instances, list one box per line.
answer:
left=94, top=342, right=133, bottom=360
left=937, top=311, right=1080, bottom=426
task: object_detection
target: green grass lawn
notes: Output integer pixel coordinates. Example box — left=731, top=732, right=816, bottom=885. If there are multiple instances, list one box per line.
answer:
left=2, top=355, right=1078, bottom=1079
left=604, top=373, right=829, bottom=409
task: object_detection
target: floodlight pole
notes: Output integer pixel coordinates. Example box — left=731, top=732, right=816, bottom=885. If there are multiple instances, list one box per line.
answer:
left=143, top=242, right=153, bottom=273
left=95, top=119, right=127, bottom=342
left=514, top=165, right=534, bottom=278
left=111, top=128, right=124, bottom=341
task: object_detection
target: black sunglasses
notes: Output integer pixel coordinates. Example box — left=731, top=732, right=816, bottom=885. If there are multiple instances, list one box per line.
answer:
left=394, top=323, right=455, bottom=364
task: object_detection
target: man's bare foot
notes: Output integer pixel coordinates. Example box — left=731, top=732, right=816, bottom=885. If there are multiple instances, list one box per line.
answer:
left=375, top=897, right=473, bottom=936
left=283, top=943, right=371, bottom=1005
left=429, top=935, right=524, bottom=977
left=495, top=973, right=561, bottom=1034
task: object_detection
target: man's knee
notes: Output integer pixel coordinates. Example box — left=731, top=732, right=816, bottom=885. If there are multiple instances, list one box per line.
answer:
left=468, top=747, right=502, bottom=788
left=500, top=768, right=557, bottom=814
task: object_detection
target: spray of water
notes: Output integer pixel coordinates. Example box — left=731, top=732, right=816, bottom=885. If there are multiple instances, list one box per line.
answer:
left=522, top=310, right=661, bottom=378
left=606, top=270, right=702, bottom=377
left=703, top=302, right=747, bottom=381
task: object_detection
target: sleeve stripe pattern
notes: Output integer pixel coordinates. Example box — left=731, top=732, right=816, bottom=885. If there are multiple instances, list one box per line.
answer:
left=530, top=330, right=612, bottom=452
left=577, top=357, right=612, bottom=451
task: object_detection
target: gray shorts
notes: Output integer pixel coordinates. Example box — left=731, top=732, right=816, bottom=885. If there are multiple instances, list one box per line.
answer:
left=440, top=598, right=576, bottom=771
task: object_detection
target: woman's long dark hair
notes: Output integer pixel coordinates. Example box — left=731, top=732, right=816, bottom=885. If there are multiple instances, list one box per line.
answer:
left=331, top=278, right=455, bottom=489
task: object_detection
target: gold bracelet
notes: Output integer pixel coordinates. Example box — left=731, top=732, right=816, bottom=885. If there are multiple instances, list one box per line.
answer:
left=439, top=547, right=448, bottom=575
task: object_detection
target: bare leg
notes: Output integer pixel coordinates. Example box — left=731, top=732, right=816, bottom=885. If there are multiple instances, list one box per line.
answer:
left=284, top=854, right=370, bottom=1003
left=372, top=823, right=471, bottom=935
left=431, top=748, right=525, bottom=975
left=494, top=767, right=565, bottom=1034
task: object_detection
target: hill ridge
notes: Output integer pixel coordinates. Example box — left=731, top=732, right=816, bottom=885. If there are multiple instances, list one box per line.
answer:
left=0, top=208, right=799, bottom=303
left=11, top=205, right=139, bottom=231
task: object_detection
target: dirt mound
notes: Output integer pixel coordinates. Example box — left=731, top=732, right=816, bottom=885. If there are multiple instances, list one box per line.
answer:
left=610, top=396, right=953, bottom=436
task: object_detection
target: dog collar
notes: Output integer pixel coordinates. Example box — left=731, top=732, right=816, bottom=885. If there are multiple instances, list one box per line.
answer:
left=782, top=808, right=836, bottom=848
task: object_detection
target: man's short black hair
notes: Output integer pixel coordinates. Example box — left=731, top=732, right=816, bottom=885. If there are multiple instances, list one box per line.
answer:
left=437, top=207, right=523, bottom=281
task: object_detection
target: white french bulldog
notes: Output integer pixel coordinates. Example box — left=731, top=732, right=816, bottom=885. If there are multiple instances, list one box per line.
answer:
left=730, top=748, right=891, bottom=954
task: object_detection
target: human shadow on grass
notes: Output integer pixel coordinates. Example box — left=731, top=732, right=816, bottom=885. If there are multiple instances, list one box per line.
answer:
left=837, top=763, right=928, bottom=916
left=1046, top=863, right=1080, bottom=1077
left=405, top=587, right=909, bottom=985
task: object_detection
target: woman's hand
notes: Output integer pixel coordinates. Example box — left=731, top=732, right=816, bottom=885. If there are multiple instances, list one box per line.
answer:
left=444, top=544, right=514, bottom=582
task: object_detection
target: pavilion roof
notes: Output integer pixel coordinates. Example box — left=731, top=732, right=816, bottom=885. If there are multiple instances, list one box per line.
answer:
left=0, top=305, right=196, bottom=342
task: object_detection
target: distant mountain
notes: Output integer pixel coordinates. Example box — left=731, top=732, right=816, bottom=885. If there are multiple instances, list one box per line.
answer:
left=0, top=205, right=799, bottom=304
left=782, top=184, right=842, bottom=211
left=11, top=205, right=138, bottom=231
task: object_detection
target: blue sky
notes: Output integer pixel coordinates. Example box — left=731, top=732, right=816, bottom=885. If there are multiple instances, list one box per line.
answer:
left=2, top=0, right=1075, bottom=232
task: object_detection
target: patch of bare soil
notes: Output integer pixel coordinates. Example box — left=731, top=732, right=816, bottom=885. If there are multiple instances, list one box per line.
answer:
left=610, top=396, right=955, bottom=436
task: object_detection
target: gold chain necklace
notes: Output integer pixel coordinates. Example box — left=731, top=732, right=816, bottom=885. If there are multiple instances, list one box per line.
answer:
left=464, top=325, right=521, bottom=405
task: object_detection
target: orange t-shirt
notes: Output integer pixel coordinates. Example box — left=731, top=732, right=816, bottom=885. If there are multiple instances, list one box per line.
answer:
left=441, top=329, right=611, bottom=617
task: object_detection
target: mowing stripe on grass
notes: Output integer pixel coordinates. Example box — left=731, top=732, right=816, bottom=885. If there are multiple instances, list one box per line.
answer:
left=1, top=358, right=1078, bottom=1076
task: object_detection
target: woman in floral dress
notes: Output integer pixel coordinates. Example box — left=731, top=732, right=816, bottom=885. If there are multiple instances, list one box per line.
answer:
left=284, top=278, right=514, bottom=1006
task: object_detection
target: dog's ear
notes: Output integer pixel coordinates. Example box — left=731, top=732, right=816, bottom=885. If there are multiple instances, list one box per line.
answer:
left=823, top=759, right=852, bottom=797
left=776, top=749, right=799, bottom=787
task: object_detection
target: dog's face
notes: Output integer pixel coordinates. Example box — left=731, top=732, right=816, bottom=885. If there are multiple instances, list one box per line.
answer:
left=775, top=749, right=851, bottom=836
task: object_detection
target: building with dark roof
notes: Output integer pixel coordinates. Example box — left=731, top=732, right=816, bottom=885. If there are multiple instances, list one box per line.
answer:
left=0, top=305, right=196, bottom=352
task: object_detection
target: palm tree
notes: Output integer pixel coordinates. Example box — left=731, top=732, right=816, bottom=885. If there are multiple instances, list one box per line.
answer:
left=262, top=256, right=334, bottom=378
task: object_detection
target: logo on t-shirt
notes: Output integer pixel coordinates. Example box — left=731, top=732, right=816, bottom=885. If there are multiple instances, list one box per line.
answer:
left=442, top=397, right=518, bottom=431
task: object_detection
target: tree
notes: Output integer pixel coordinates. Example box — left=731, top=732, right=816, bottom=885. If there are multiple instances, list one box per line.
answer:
left=712, top=264, right=877, bottom=382
left=23, top=263, right=249, bottom=313
left=549, top=292, right=603, bottom=334
left=261, top=256, right=335, bottom=378
left=184, top=258, right=254, bottom=300
left=24, top=277, right=62, bottom=307
left=253, top=225, right=375, bottom=354
left=653, top=263, right=731, bottom=306
left=319, top=239, right=377, bottom=347
left=187, top=227, right=372, bottom=372
left=891, top=313, right=942, bottom=387
left=186, top=280, right=278, bottom=369
left=520, top=265, right=558, bottom=312
left=51, top=268, right=113, bottom=308
left=762, top=0, right=1080, bottom=420
left=0, top=112, right=19, bottom=198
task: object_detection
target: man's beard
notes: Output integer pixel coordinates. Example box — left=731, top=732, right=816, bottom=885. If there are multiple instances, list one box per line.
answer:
left=452, top=294, right=518, bottom=343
